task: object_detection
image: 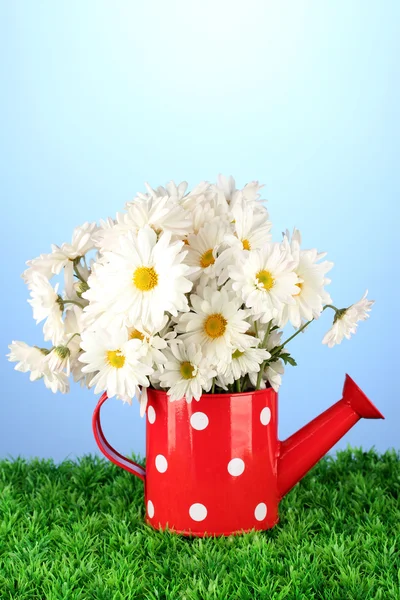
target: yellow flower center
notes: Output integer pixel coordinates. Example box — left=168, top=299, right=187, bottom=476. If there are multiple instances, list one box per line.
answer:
left=256, top=269, right=275, bottom=291
left=129, top=329, right=145, bottom=341
left=293, top=282, right=303, bottom=296
left=107, top=350, right=125, bottom=369
left=242, top=239, right=251, bottom=251
left=180, top=361, right=195, bottom=380
left=204, top=313, right=227, bottom=339
left=133, top=266, right=159, bottom=291
left=232, top=349, right=244, bottom=359
left=200, top=248, right=215, bottom=269
left=183, top=238, right=190, bottom=245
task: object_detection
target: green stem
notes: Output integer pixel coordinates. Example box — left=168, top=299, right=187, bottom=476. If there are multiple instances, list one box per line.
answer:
left=255, top=363, right=265, bottom=391
left=73, top=261, right=86, bottom=284
left=235, top=379, right=241, bottom=393
left=255, top=304, right=339, bottom=391
left=269, top=304, right=338, bottom=359
left=254, top=321, right=259, bottom=338
left=65, top=333, right=80, bottom=346
left=261, top=320, right=272, bottom=348
left=211, top=378, right=216, bottom=394
left=323, top=304, right=339, bottom=313
left=63, top=300, right=85, bottom=309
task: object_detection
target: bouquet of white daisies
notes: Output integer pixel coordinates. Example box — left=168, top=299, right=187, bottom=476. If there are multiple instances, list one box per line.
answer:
left=8, top=175, right=374, bottom=415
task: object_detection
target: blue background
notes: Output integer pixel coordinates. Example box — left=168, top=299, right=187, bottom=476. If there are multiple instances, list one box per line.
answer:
left=1, top=1, right=398, bottom=466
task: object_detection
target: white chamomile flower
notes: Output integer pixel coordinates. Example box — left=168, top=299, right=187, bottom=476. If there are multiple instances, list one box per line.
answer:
left=322, top=290, right=374, bottom=348
left=27, top=272, right=65, bottom=345
left=248, top=329, right=285, bottom=392
left=22, top=222, right=97, bottom=289
left=7, top=341, right=70, bottom=393
left=216, top=195, right=272, bottom=285
left=188, top=195, right=222, bottom=235
left=184, top=220, right=228, bottom=282
left=229, top=242, right=299, bottom=324
left=158, top=341, right=217, bottom=403
left=83, top=226, right=194, bottom=330
left=136, top=180, right=189, bottom=201
left=230, top=195, right=272, bottom=251
left=212, top=174, right=266, bottom=211
left=127, top=318, right=168, bottom=369
left=78, top=328, right=153, bottom=402
left=45, top=345, right=72, bottom=376
left=138, top=386, right=149, bottom=417
left=8, top=341, right=50, bottom=381
left=176, top=287, right=255, bottom=362
left=276, top=229, right=334, bottom=329
left=124, top=194, right=192, bottom=237
left=92, top=213, right=132, bottom=253
left=217, top=346, right=271, bottom=388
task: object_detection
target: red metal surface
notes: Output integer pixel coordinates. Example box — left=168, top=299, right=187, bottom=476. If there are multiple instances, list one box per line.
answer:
left=92, top=374, right=384, bottom=537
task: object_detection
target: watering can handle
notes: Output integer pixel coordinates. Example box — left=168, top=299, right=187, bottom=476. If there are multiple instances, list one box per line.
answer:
left=92, top=392, right=146, bottom=482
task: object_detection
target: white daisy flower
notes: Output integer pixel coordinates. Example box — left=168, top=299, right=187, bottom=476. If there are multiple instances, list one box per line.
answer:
left=78, top=328, right=153, bottom=402
left=230, top=195, right=272, bottom=251
left=22, top=222, right=97, bottom=289
left=212, top=174, right=266, bottom=212
left=8, top=341, right=50, bottom=381
left=43, top=307, right=83, bottom=378
left=138, top=386, right=149, bottom=417
left=217, top=346, right=271, bottom=388
left=92, top=213, right=133, bottom=253
left=249, top=329, right=285, bottom=392
left=45, top=345, right=72, bottom=376
left=127, top=317, right=168, bottom=369
left=261, top=359, right=285, bottom=392
left=322, top=290, right=374, bottom=348
left=176, top=287, right=255, bottom=363
left=27, top=272, right=65, bottom=345
left=83, top=226, right=194, bottom=331
left=158, top=341, right=217, bottom=402
left=185, top=221, right=228, bottom=282
left=276, top=228, right=334, bottom=329
left=214, top=174, right=237, bottom=203
left=124, top=194, right=192, bottom=237
left=136, top=180, right=189, bottom=201
left=216, top=195, right=272, bottom=285
left=7, top=341, right=70, bottom=393
left=229, top=242, right=299, bottom=324
left=188, top=195, right=222, bottom=235
left=194, top=273, right=220, bottom=299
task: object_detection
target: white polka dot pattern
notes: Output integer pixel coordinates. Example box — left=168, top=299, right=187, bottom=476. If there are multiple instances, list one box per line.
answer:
left=254, top=503, right=267, bottom=521
left=147, top=405, right=156, bottom=424
left=189, top=503, right=208, bottom=521
left=227, top=458, right=245, bottom=476
left=260, top=407, right=271, bottom=425
left=190, top=412, right=209, bottom=430
left=147, top=500, right=155, bottom=518
left=155, top=454, right=168, bottom=473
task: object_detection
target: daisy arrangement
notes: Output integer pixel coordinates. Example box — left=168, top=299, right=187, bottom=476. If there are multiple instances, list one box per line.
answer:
left=8, top=175, right=374, bottom=413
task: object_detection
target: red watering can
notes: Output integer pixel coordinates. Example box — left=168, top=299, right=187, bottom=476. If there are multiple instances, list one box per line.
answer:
left=92, top=374, right=384, bottom=537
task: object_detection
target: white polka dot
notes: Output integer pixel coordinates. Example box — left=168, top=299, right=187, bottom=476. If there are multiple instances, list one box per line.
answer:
left=155, top=454, right=168, bottom=473
left=147, top=405, right=156, bottom=424
left=228, top=458, right=245, bottom=476
left=190, top=412, right=209, bottom=430
left=147, top=500, right=154, bottom=518
left=254, top=502, right=267, bottom=521
left=260, top=407, right=271, bottom=426
left=189, top=503, right=208, bottom=522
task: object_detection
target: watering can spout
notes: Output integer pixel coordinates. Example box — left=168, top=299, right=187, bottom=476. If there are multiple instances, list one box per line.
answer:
left=277, top=374, right=384, bottom=500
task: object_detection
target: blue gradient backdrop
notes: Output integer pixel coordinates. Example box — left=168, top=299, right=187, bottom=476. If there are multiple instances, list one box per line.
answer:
left=1, top=1, right=398, bottom=465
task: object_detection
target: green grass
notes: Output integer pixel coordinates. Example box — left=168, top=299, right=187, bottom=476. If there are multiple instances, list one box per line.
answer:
left=1, top=447, right=399, bottom=600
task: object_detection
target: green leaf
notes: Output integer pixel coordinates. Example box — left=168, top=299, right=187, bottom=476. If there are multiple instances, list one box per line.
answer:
left=279, top=352, right=297, bottom=367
